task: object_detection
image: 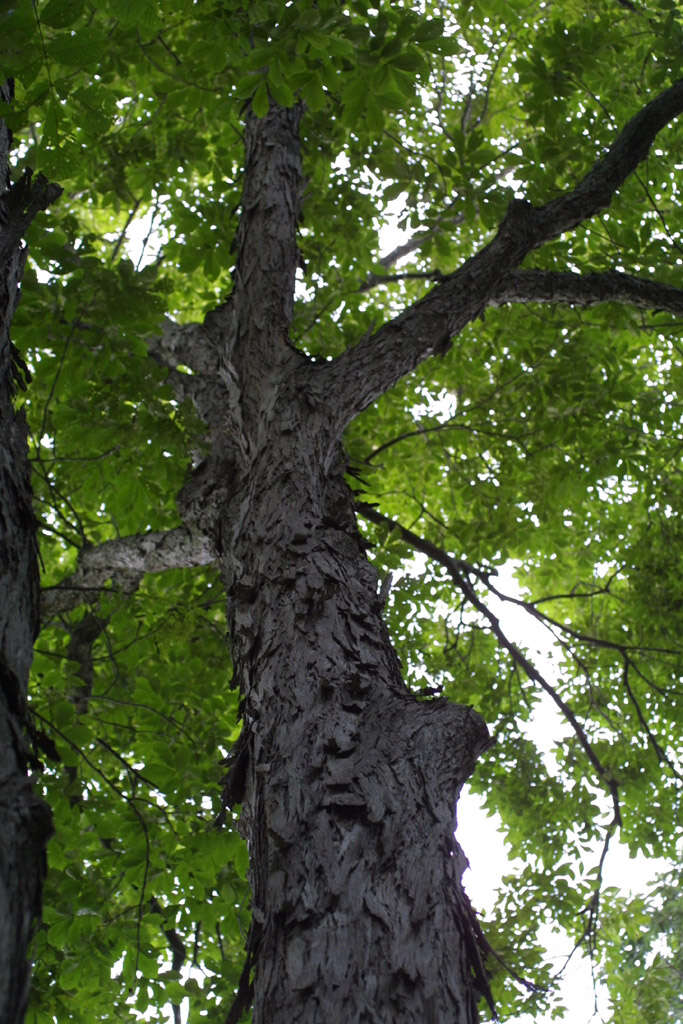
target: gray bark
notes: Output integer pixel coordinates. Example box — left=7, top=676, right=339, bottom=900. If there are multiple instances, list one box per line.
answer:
left=220, top=425, right=492, bottom=1023
left=0, top=82, right=61, bottom=1024
left=41, top=525, right=215, bottom=618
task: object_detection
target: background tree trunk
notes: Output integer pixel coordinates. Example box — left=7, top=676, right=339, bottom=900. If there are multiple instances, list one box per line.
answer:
left=0, top=81, right=59, bottom=1024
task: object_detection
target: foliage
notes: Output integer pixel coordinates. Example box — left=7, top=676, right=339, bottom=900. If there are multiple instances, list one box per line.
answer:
left=1, top=0, right=681, bottom=1020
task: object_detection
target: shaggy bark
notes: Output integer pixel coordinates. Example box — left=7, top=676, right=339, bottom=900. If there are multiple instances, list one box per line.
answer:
left=172, top=104, right=495, bottom=1023
left=221, top=420, right=492, bottom=1024
left=0, top=83, right=61, bottom=1024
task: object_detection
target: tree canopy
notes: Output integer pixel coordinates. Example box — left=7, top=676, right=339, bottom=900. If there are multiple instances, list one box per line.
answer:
left=1, top=0, right=682, bottom=1021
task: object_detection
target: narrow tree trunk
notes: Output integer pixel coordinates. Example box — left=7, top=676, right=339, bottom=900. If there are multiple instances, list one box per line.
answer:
left=0, top=83, right=60, bottom=1024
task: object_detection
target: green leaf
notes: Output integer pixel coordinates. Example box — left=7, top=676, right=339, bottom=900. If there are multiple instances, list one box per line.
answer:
left=251, top=81, right=270, bottom=117
left=39, top=0, right=86, bottom=28
left=341, top=76, right=367, bottom=125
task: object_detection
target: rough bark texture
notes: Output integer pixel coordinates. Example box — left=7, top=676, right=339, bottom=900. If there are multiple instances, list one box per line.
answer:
left=41, top=525, right=215, bottom=618
left=0, top=83, right=60, bottom=1024
left=221, top=424, right=492, bottom=1023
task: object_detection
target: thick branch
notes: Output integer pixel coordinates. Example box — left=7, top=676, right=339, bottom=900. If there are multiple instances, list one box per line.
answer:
left=493, top=268, right=683, bottom=314
left=231, top=103, right=303, bottom=371
left=41, top=526, right=215, bottom=619
left=321, top=80, right=683, bottom=427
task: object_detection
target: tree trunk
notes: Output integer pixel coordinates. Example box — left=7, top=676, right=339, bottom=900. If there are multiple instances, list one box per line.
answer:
left=0, top=82, right=59, bottom=1024
left=165, top=99, right=495, bottom=1024
left=218, top=398, right=491, bottom=1022
left=161, top=99, right=494, bottom=1021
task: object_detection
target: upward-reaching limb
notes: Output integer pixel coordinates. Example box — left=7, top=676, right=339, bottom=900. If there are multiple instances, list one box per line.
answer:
left=318, top=80, right=683, bottom=429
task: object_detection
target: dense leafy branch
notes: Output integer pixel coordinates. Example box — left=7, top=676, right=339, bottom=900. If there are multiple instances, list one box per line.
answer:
left=322, top=79, right=683, bottom=427
left=30, top=703, right=154, bottom=958
left=360, top=498, right=681, bottom=777
left=356, top=501, right=641, bottom=974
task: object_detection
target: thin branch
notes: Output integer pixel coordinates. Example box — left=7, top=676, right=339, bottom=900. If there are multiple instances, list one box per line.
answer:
left=482, top=575, right=681, bottom=658
left=110, top=198, right=142, bottom=263
left=31, top=708, right=153, bottom=979
left=553, top=815, right=619, bottom=980
left=359, top=269, right=446, bottom=293
left=357, top=502, right=622, bottom=828
left=620, top=657, right=681, bottom=777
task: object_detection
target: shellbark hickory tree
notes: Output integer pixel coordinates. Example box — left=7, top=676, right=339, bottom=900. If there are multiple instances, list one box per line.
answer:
left=2, top=6, right=683, bottom=1024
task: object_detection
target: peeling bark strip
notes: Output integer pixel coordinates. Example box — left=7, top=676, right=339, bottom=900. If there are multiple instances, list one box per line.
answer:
left=0, top=82, right=61, bottom=1024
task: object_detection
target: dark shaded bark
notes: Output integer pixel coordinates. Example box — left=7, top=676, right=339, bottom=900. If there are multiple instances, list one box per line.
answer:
left=221, top=421, right=492, bottom=1023
left=493, top=268, right=683, bottom=314
left=0, top=82, right=61, bottom=1024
